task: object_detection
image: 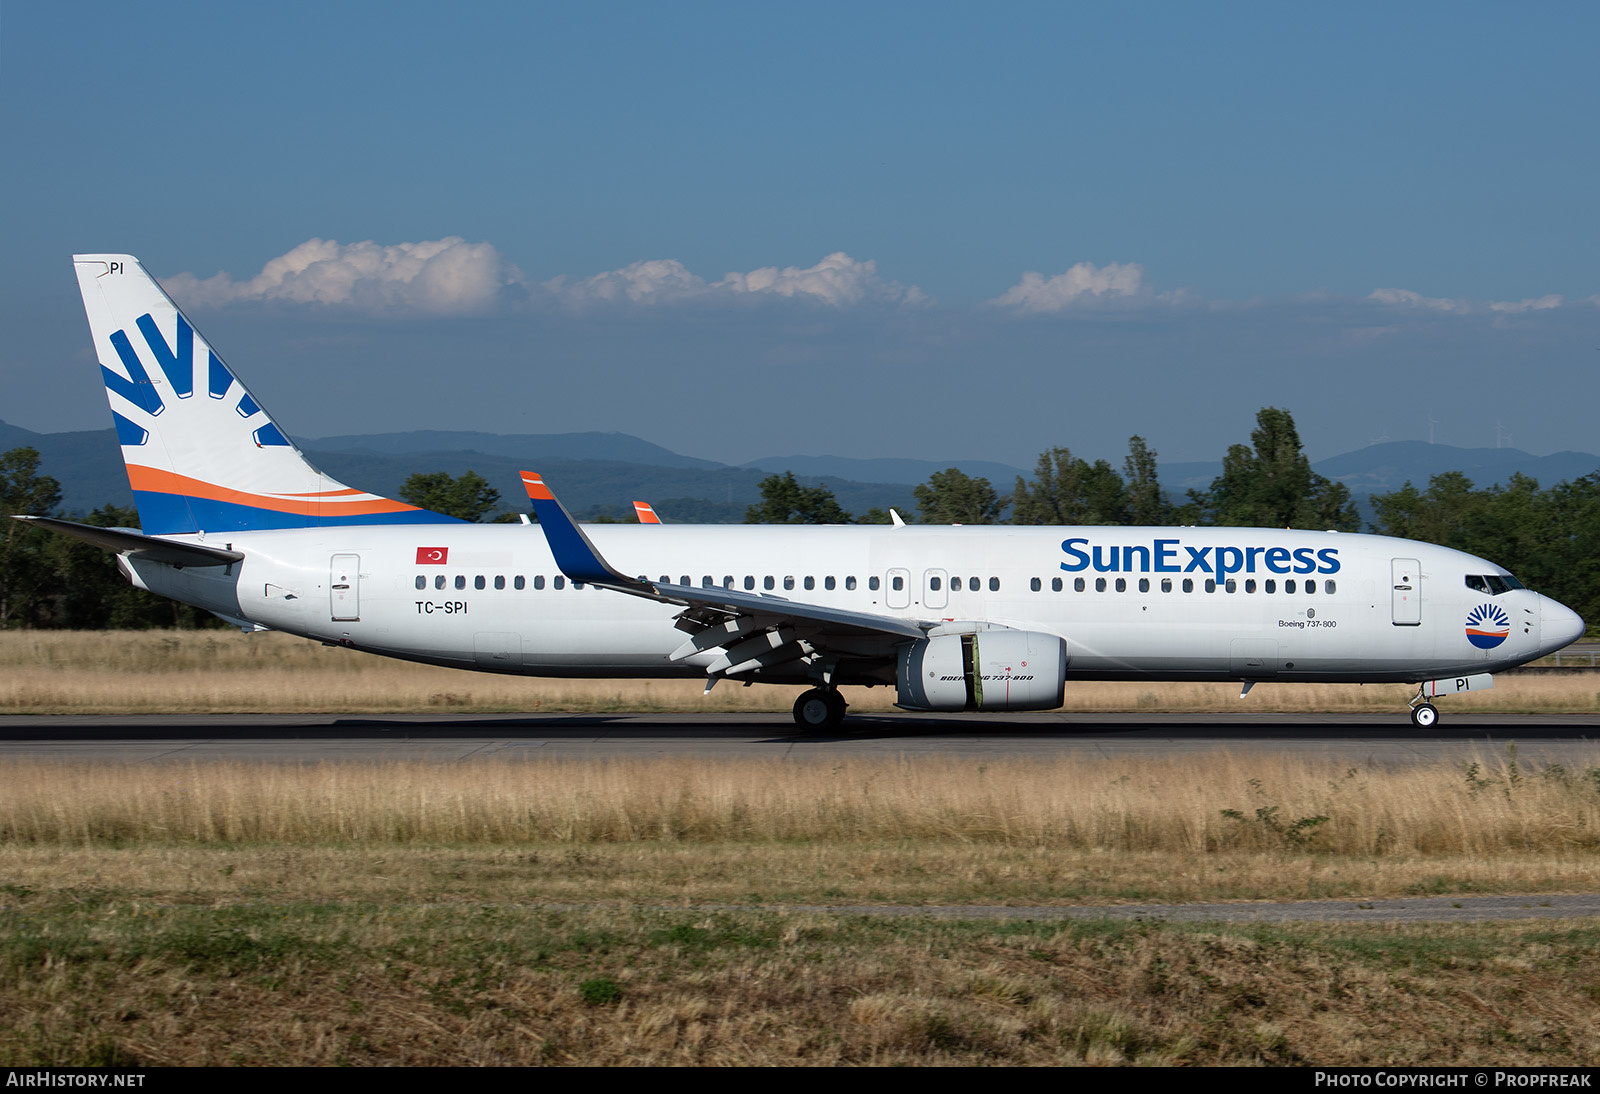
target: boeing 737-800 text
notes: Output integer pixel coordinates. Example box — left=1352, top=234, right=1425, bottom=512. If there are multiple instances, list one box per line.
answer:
left=16, top=254, right=1585, bottom=730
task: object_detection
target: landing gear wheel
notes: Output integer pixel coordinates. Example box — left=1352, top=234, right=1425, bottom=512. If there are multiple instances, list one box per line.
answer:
left=793, top=688, right=847, bottom=732
left=1410, top=702, right=1439, bottom=728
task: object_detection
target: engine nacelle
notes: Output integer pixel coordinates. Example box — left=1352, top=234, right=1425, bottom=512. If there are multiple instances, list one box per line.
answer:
left=896, top=630, right=1067, bottom=712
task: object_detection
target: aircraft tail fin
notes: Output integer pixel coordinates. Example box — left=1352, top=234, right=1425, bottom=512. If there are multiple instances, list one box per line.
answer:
left=72, top=254, right=459, bottom=535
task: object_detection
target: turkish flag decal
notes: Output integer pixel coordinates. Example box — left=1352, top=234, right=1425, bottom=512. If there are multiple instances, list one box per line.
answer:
left=416, top=547, right=449, bottom=564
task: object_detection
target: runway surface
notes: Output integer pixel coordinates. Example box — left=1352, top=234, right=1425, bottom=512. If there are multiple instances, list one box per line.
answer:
left=0, top=710, right=1595, bottom=765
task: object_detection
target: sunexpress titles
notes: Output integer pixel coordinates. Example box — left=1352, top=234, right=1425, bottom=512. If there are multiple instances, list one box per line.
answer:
left=1060, top=537, right=1341, bottom=581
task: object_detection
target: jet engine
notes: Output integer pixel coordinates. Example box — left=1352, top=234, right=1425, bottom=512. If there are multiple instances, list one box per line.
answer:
left=896, top=629, right=1067, bottom=712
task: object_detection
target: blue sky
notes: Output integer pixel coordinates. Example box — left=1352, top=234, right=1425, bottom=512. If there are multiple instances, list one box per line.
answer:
left=3, top=2, right=1596, bottom=467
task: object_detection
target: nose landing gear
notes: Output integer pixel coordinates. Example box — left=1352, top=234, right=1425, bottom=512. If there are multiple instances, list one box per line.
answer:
left=1409, top=690, right=1440, bottom=728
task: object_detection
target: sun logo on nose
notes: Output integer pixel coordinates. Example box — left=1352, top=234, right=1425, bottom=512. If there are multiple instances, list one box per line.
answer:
left=1465, top=603, right=1511, bottom=649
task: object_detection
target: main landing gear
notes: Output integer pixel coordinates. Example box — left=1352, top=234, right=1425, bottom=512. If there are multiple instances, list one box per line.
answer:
left=793, top=687, right=848, bottom=732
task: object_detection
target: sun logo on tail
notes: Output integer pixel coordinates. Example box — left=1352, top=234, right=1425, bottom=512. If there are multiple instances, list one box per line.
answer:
left=1465, top=603, right=1511, bottom=649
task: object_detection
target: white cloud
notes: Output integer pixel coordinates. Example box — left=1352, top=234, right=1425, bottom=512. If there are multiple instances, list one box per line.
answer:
left=1487, top=294, right=1564, bottom=314
left=543, top=259, right=705, bottom=305
left=717, top=252, right=927, bottom=307
left=987, top=262, right=1147, bottom=313
left=164, top=238, right=525, bottom=316
left=546, top=251, right=926, bottom=309
left=1368, top=288, right=1565, bottom=316
left=1367, top=288, right=1472, bottom=314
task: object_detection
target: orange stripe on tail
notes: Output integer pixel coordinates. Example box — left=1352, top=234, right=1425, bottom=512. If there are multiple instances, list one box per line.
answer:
left=126, top=466, right=422, bottom=517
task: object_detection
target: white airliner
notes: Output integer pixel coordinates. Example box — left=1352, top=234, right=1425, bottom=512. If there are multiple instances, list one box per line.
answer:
left=18, top=254, right=1585, bottom=731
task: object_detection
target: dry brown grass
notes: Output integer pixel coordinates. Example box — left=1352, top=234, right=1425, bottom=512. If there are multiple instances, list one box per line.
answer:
left=3, top=629, right=1599, bottom=713
left=1, top=752, right=1597, bottom=903
left=2, top=890, right=1598, bottom=1065
left=4, top=748, right=1600, bottom=1064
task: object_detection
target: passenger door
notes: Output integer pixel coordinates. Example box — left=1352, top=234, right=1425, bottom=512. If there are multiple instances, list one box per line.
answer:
left=1391, top=558, right=1421, bottom=626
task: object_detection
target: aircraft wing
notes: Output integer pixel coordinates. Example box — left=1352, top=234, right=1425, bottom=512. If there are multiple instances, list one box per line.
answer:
left=521, top=472, right=924, bottom=681
left=12, top=515, right=244, bottom=567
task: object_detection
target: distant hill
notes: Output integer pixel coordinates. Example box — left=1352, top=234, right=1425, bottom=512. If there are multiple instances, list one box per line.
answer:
left=3, top=420, right=1595, bottom=525
left=306, top=430, right=724, bottom=471
left=1313, top=441, right=1600, bottom=495
left=741, top=454, right=1031, bottom=488
left=302, top=449, right=917, bottom=523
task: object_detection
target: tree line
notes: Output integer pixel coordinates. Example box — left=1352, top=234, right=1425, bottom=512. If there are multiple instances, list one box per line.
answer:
left=746, top=407, right=1360, bottom=531
left=1, top=407, right=1595, bottom=629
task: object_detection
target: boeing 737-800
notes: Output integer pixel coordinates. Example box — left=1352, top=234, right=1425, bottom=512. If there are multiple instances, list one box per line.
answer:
left=16, top=254, right=1585, bottom=731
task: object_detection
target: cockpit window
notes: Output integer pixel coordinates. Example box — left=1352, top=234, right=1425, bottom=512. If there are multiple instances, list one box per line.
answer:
left=1467, top=574, right=1525, bottom=595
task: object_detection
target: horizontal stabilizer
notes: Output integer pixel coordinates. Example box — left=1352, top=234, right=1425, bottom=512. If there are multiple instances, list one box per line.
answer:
left=12, top=516, right=244, bottom=566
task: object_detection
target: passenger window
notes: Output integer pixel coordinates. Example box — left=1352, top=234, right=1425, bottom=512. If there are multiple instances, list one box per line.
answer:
left=415, top=576, right=426, bottom=590
left=1075, top=577, right=1086, bottom=592
left=1205, top=579, right=1216, bottom=593
left=1285, top=579, right=1296, bottom=594
left=846, top=576, right=857, bottom=590
left=952, top=576, right=963, bottom=592
left=892, top=575, right=904, bottom=591
left=1161, top=578, right=1172, bottom=593
left=724, top=576, right=735, bottom=589
left=574, top=582, right=585, bottom=590
left=1305, top=580, right=1316, bottom=595
left=494, top=576, right=505, bottom=590
left=455, top=575, right=466, bottom=590
left=1326, top=580, right=1336, bottom=594
left=474, top=575, right=486, bottom=590
left=1183, top=579, right=1194, bottom=593
left=1225, top=579, right=1236, bottom=593
left=784, top=576, right=795, bottom=590
left=1245, top=579, right=1256, bottom=593
left=1265, top=579, right=1276, bottom=594
left=804, top=576, right=815, bottom=590
left=1095, top=577, right=1107, bottom=592
left=970, top=576, right=979, bottom=590
left=554, top=576, right=566, bottom=590
left=1115, top=578, right=1127, bottom=592
left=989, top=577, right=1000, bottom=592
left=1052, top=577, right=1062, bottom=592
left=930, top=576, right=942, bottom=591
left=1138, top=578, right=1150, bottom=593
left=1030, top=577, right=1041, bottom=592
left=435, top=575, right=446, bottom=590
left=744, top=576, right=755, bottom=590
left=680, top=575, right=691, bottom=586
left=825, top=576, right=836, bottom=590
left=764, top=576, right=775, bottom=590
left=702, top=576, right=714, bottom=588
left=869, top=576, right=880, bottom=591
left=514, top=576, right=525, bottom=590
left=534, top=575, right=545, bottom=590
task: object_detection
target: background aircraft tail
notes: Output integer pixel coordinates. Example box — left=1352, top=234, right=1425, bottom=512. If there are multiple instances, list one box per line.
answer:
left=72, top=254, right=458, bottom=534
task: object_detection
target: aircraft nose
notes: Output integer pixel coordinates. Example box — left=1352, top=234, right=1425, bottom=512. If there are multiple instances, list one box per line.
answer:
left=1540, top=596, right=1585, bottom=654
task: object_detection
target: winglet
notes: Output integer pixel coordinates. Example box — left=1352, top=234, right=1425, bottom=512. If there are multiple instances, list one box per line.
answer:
left=520, top=472, right=648, bottom=589
left=633, top=501, right=662, bottom=524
